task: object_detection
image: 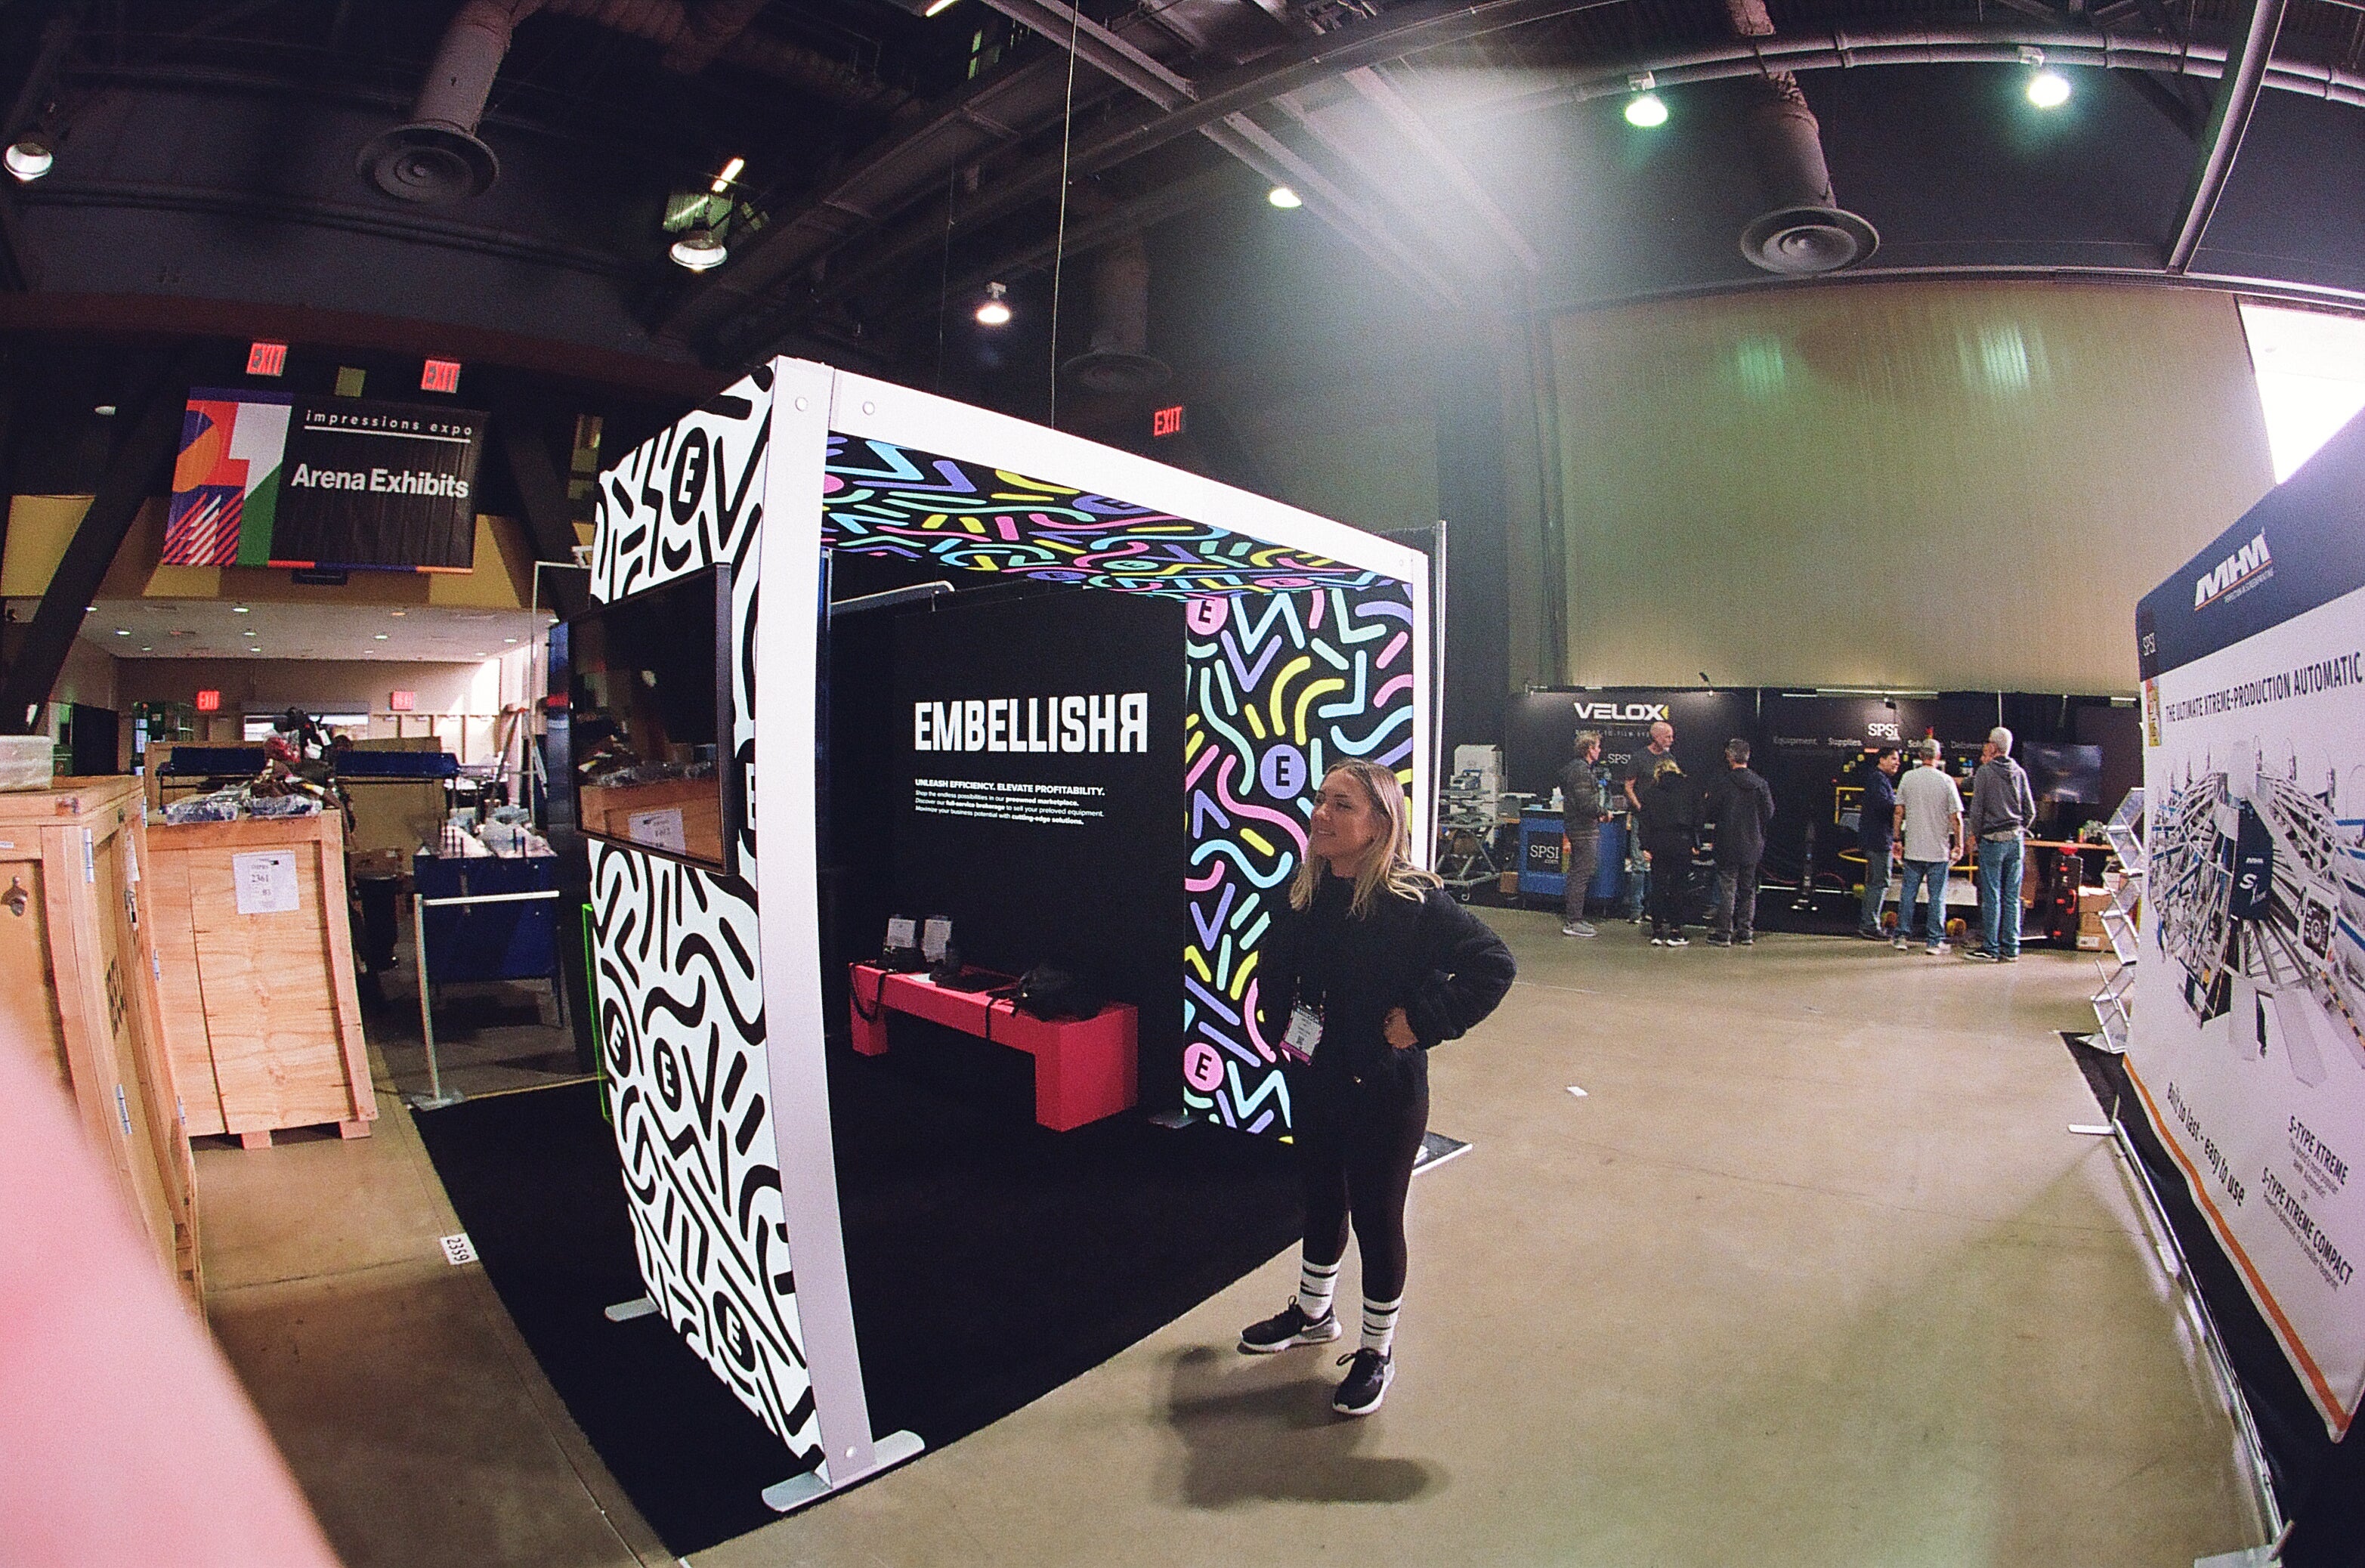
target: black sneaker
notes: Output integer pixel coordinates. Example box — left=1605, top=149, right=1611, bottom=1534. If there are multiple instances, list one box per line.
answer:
left=1239, top=1300, right=1341, bottom=1354
left=1736, top=936, right=1755, bottom=946
left=1332, top=1348, right=1394, bottom=1415
left=1705, top=935, right=1732, bottom=947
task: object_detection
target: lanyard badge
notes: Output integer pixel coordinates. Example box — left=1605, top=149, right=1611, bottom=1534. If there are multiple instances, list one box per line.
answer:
left=1280, top=1004, right=1323, bottom=1063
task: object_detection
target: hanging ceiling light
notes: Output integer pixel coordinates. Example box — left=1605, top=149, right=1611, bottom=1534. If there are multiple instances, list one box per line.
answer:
left=975, top=281, right=1012, bottom=326
left=1625, top=73, right=1668, bottom=128
left=4, top=131, right=54, bottom=182
left=2026, top=69, right=2071, bottom=108
left=708, top=156, right=744, bottom=195
left=1267, top=185, right=1302, bottom=209
left=669, top=226, right=728, bottom=271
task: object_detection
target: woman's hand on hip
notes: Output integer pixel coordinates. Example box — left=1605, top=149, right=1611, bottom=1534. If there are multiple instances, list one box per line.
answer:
left=1383, top=1007, right=1417, bottom=1051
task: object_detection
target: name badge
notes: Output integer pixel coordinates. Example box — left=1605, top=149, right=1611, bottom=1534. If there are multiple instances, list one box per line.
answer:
left=1281, top=1005, right=1323, bottom=1062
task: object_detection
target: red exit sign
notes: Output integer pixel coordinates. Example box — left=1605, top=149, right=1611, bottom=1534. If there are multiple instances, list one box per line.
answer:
left=420, top=358, right=462, bottom=394
left=1151, top=404, right=1186, bottom=438
left=194, top=689, right=221, bottom=713
left=246, top=342, right=287, bottom=376
left=389, top=690, right=416, bottom=713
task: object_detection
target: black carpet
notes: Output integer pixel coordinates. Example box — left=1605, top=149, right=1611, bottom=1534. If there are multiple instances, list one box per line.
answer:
left=411, top=1025, right=1303, bottom=1556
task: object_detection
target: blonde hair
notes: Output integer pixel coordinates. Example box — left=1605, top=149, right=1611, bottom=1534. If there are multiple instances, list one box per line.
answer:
left=1652, top=756, right=1683, bottom=782
left=1289, top=759, right=1441, bottom=918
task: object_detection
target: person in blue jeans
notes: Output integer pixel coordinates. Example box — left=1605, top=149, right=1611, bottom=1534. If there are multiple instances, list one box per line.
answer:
left=1856, top=747, right=1902, bottom=939
left=1890, top=738, right=1964, bottom=954
left=1966, top=726, right=2039, bottom=961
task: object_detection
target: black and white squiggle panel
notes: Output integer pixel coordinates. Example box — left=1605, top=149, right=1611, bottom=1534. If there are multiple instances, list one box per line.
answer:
left=592, top=363, right=772, bottom=871
left=589, top=841, right=823, bottom=1461
left=590, top=366, right=821, bottom=1457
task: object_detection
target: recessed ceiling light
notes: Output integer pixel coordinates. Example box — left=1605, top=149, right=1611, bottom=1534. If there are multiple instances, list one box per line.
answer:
left=670, top=227, right=728, bottom=271
left=85, top=605, right=96, bottom=613
left=504, top=637, right=518, bottom=644
left=114, top=628, right=129, bottom=636
left=141, top=646, right=152, bottom=652
left=390, top=610, right=405, bottom=617
left=1267, top=185, right=1302, bottom=209
left=375, top=633, right=389, bottom=641
left=232, top=605, right=249, bottom=613
left=4, top=131, right=55, bottom=183
left=92, top=404, right=116, bottom=417
left=923, top=0, right=957, bottom=14
left=1625, top=91, right=1668, bottom=128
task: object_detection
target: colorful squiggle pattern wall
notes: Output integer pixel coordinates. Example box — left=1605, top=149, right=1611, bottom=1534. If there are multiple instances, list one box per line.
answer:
left=1179, top=585, right=1418, bottom=1133
left=822, top=435, right=1389, bottom=598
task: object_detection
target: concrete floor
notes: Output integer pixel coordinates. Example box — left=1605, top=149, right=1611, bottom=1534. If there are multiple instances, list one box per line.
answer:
left=193, top=911, right=2266, bottom=1568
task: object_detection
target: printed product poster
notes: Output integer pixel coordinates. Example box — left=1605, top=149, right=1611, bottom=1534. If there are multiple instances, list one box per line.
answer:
left=2135, top=579, right=2365, bottom=1436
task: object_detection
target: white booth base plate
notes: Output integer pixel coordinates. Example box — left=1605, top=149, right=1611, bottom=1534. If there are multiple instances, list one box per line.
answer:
left=762, top=1429, right=926, bottom=1513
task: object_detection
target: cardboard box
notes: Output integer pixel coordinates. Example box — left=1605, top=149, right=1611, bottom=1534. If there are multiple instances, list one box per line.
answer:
left=1499, top=871, right=1519, bottom=895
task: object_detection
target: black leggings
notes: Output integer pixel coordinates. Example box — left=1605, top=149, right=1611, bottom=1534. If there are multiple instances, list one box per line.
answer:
left=1294, top=1070, right=1429, bottom=1303
left=1646, top=846, right=1690, bottom=933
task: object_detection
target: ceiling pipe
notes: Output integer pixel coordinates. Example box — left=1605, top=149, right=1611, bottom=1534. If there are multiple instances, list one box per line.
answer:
left=2166, top=0, right=2290, bottom=272
left=544, top=0, right=907, bottom=110
left=1060, top=229, right=1172, bottom=396
left=1723, top=0, right=1877, bottom=275
left=360, top=0, right=544, bottom=203
left=1458, top=26, right=2365, bottom=119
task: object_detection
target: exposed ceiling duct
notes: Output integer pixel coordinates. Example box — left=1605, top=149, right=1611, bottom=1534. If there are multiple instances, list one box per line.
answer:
left=362, top=0, right=904, bottom=206
left=360, top=0, right=544, bottom=204
left=1722, top=0, right=1878, bottom=276
left=1060, top=230, right=1172, bottom=397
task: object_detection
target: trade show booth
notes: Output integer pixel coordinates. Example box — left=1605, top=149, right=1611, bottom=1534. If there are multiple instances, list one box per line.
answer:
left=570, top=360, right=1429, bottom=1511
left=2108, top=404, right=2365, bottom=1549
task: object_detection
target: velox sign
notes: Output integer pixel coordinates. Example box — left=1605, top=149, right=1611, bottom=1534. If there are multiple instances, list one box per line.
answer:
left=1572, top=700, right=1670, bottom=723
left=2194, top=530, right=2274, bottom=611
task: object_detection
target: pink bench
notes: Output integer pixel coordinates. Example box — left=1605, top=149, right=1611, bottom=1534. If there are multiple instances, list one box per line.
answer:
left=846, top=963, right=1138, bottom=1132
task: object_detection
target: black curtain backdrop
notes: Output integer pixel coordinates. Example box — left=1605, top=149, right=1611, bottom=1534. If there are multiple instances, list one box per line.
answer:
left=1505, top=687, right=2142, bottom=887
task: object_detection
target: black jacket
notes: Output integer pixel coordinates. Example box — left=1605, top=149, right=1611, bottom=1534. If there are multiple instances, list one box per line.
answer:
left=1634, top=771, right=1696, bottom=858
left=1257, top=876, right=1516, bottom=1083
left=1702, top=765, right=1776, bottom=866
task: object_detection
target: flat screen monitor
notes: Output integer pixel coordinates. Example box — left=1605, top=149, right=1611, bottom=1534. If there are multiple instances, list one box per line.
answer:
left=2022, top=741, right=2104, bottom=805
left=565, top=566, right=737, bottom=874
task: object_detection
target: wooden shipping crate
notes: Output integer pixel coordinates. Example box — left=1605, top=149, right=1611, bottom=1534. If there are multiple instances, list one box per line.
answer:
left=0, top=778, right=202, bottom=1307
left=146, top=812, right=376, bottom=1147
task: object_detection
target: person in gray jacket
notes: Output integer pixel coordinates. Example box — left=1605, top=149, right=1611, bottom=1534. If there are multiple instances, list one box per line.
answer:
left=1965, top=726, right=2038, bottom=961
left=1557, top=730, right=1609, bottom=938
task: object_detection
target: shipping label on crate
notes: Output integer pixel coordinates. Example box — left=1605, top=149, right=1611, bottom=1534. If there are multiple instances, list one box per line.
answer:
left=230, top=851, right=299, bottom=915
left=625, top=808, right=687, bottom=855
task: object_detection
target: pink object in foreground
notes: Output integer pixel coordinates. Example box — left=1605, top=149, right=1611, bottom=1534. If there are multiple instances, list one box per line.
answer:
left=0, top=1029, right=342, bottom=1566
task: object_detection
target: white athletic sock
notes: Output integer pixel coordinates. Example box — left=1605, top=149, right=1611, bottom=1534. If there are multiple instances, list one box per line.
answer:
left=1297, top=1255, right=1340, bottom=1322
left=1360, top=1293, right=1402, bottom=1356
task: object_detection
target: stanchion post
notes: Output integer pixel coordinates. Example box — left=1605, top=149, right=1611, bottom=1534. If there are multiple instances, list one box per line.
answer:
left=409, top=889, right=461, bottom=1111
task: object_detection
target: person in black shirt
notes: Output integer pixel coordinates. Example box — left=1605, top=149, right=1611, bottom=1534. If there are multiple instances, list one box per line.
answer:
left=1856, top=747, right=1902, bottom=939
left=1634, top=756, right=1697, bottom=947
left=1239, top=759, right=1516, bottom=1416
left=1701, top=738, right=1776, bottom=947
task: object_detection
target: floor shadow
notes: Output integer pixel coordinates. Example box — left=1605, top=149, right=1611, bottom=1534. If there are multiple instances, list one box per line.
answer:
left=1163, top=1346, right=1444, bottom=1508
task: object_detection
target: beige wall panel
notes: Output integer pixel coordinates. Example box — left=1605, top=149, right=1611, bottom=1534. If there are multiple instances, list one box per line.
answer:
left=1551, top=280, right=2277, bottom=693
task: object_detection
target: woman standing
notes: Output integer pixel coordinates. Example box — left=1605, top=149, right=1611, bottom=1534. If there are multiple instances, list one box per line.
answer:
left=1240, top=759, right=1517, bottom=1415
left=1636, top=756, right=1696, bottom=947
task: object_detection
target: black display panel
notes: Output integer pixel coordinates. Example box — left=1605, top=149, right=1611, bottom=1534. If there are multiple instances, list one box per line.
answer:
left=889, top=590, right=1186, bottom=1104
left=2021, top=741, right=2104, bottom=804
left=565, top=567, right=738, bottom=874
